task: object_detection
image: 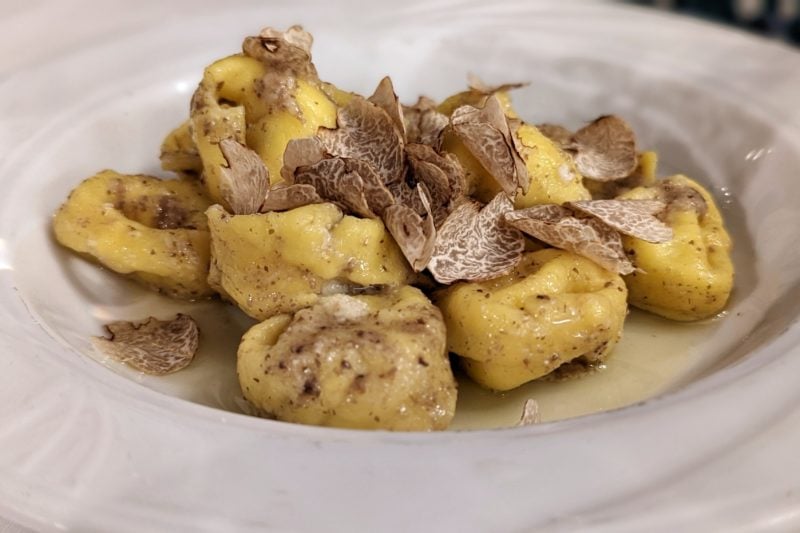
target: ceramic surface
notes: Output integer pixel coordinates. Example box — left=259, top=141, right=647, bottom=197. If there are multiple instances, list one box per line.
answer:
left=2, top=1, right=800, bottom=531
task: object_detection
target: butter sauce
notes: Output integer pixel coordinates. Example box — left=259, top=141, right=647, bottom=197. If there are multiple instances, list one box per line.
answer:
left=35, top=236, right=720, bottom=430
left=113, top=293, right=716, bottom=430
left=451, top=309, right=719, bottom=429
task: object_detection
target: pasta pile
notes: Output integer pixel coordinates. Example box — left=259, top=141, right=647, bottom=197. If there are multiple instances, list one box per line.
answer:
left=53, top=26, right=733, bottom=430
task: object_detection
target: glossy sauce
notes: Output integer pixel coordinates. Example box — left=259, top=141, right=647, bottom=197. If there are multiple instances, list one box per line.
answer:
left=27, top=234, right=722, bottom=430
left=450, top=310, right=718, bottom=429
left=89, top=288, right=718, bottom=430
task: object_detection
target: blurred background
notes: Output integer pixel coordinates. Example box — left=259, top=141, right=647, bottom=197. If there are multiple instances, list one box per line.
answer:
left=629, top=0, right=800, bottom=44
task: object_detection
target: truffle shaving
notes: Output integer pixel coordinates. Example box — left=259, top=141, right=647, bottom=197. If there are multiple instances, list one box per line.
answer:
left=346, top=158, right=396, bottom=216
left=403, top=96, right=449, bottom=150
left=450, top=96, right=529, bottom=196
left=428, top=193, right=524, bottom=284
left=318, top=96, right=405, bottom=186
left=516, top=399, right=541, bottom=426
left=281, top=136, right=326, bottom=182
left=405, top=143, right=467, bottom=226
left=660, top=180, right=708, bottom=218
left=294, top=157, right=380, bottom=218
left=242, top=26, right=318, bottom=118
left=568, top=199, right=673, bottom=243
left=92, top=314, right=199, bottom=375
left=242, top=25, right=316, bottom=79
left=218, top=139, right=270, bottom=215
left=536, top=123, right=574, bottom=148
left=571, top=115, right=638, bottom=181
left=383, top=185, right=436, bottom=271
left=261, top=183, right=322, bottom=212
left=368, top=76, right=406, bottom=139
left=505, top=205, right=634, bottom=275
left=388, top=180, right=427, bottom=216
left=466, top=74, right=528, bottom=95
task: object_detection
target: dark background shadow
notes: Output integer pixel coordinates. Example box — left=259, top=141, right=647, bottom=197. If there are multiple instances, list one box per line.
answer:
left=628, top=0, right=800, bottom=45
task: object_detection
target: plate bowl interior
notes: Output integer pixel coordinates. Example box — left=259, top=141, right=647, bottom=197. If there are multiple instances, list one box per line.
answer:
left=3, top=5, right=800, bottom=531
left=6, top=16, right=800, bottom=430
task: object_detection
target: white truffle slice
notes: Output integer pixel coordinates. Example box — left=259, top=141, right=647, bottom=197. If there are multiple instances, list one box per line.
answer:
left=505, top=205, right=635, bottom=275
left=318, top=96, right=406, bottom=186
left=218, top=139, right=270, bottom=215
left=92, top=314, right=199, bottom=375
left=465, top=74, right=528, bottom=95
left=405, top=143, right=467, bottom=227
left=294, top=157, right=386, bottom=218
left=260, top=183, right=322, bottom=212
left=281, top=136, right=326, bottom=182
left=571, top=115, right=638, bottom=181
left=450, top=95, right=529, bottom=196
left=403, top=96, right=449, bottom=150
left=242, top=26, right=318, bottom=118
left=517, top=399, right=541, bottom=427
left=368, top=76, right=406, bottom=139
left=536, top=123, right=574, bottom=147
left=660, top=180, right=708, bottom=217
left=428, top=193, right=524, bottom=284
left=384, top=185, right=436, bottom=271
left=345, top=158, right=397, bottom=216
left=568, top=199, right=672, bottom=243
left=242, top=25, right=316, bottom=79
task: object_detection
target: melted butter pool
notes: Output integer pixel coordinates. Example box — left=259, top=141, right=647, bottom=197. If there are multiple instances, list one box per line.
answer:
left=27, top=239, right=722, bottom=430
left=451, top=309, right=720, bottom=429
left=109, top=292, right=717, bottom=430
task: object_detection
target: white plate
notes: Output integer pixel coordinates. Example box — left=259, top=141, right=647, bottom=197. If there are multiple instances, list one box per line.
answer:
left=3, top=1, right=800, bottom=531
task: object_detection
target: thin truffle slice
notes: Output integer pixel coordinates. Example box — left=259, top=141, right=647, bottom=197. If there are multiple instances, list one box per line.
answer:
left=403, top=96, right=449, bottom=150
left=347, top=158, right=396, bottom=216
left=261, top=183, right=322, bottom=212
left=405, top=143, right=467, bottom=226
left=281, top=136, right=326, bottom=182
left=318, top=96, right=406, bottom=186
left=536, top=123, right=574, bottom=148
left=536, top=117, right=639, bottom=182
left=368, top=76, right=406, bottom=139
left=466, top=74, right=528, bottom=96
left=571, top=115, right=638, bottom=181
left=568, top=199, right=673, bottom=243
left=383, top=185, right=436, bottom=271
left=294, top=157, right=378, bottom=218
left=450, top=96, right=529, bottom=196
left=428, top=193, right=524, bottom=284
left=659, top=180, right=708, bottom=217
left=92, top=314, right=199, bottom=375
left=218, top=139, right=270, bottom=215
left=242, top=26, right=318, bottom=118
left=387, top=180, right=427, bottom=216
left=517, top=399, right=541, bottom=426
left=505, top=206, right=635, bottom=275
left=242, top=25, right=317, bottom=79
